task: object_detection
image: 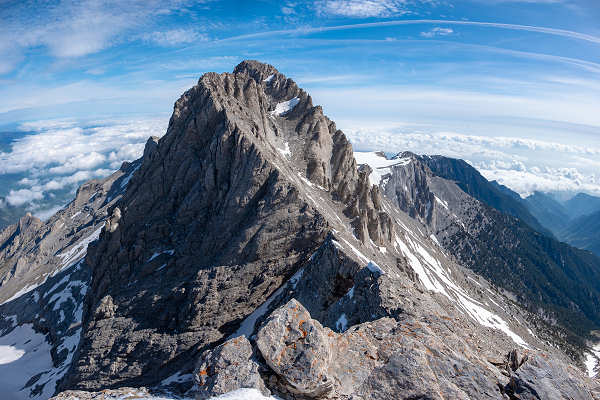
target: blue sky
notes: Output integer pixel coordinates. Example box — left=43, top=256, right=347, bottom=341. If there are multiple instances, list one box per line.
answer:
left=1, top=0, right=600, bottom=215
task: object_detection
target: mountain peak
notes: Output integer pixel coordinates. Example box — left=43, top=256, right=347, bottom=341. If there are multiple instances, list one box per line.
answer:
left=233, top=59, right=279, bottom=82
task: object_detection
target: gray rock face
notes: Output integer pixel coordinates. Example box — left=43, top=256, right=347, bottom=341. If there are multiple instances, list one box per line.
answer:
left=497, top=349, right=598, bottom=400
left=256, top=299, right=334, bottom=397
left=193, top=336, right=269, bottom=399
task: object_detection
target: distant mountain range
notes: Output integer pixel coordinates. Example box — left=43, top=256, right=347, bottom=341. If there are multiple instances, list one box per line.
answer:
left=472, top=185, right=600, bottom=258
left=380, top=152, right=600, bottom=354
left=521, top=191, right=600, bottom=257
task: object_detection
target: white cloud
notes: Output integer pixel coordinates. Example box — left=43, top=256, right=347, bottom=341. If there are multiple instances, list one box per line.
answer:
left=0, top=0, right=207, bottom=73
left=476, top=164, right=600, bottom=197
left=420, top=27, right=453, bottom=38
left=47, top=152, right=106, bottom=175
left=142, top=29, right=208, bottom=46
left=1, top=118, right=167, bottom=175
left=315, top=0, right=411, bottom=18
left=6, top=188, right=44, bottom=206
left=224, top=18, right=600, bottom=46
left=311, top=85, right=600, bottom=130
left=0, top=118, right=168, bottom=207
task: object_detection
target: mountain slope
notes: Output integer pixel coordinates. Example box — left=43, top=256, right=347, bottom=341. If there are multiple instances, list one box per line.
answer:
left=0, top=160, right=139, bottom=399
left=522, top=192, right=600, bottom=256
left=364, top=151, right=600, bottom=355
left=524, top=191, right=570, bottom=234
left=565, top=193, right=600, bottom=219
left=413, top=155, right=551, bottom=236
left=561, top=209, right=600, bottom=257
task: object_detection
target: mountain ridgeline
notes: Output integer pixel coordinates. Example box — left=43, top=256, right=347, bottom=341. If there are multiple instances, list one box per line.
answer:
left=412, top=155, right=552, bottom=236
left=369, top=152, right=600, bottom=355
left=0, top=61, right=598, bottom=400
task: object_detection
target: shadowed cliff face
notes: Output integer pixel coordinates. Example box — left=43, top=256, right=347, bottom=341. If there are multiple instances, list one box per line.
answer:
left=65, top=60, right=394, bottom=389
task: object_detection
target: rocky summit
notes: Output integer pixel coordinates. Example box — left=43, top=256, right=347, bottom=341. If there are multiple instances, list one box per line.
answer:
left=0, top=61, right=599, bottom=400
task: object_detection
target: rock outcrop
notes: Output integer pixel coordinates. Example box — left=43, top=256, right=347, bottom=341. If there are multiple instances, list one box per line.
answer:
left=251, top=299, right=598, bottom=400
left=256, top=299, right=334, bottom=397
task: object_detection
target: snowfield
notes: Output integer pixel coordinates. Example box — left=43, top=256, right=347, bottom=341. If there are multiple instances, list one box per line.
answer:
left=272, top=97, right=299, bottom=116
left=353, top=151, right=411, bottom=186
left=0, top=324, right=54, bottom=399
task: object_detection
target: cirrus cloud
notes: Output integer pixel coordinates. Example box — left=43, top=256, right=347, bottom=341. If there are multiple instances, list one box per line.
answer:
left=420, top=27, right=453, bottom=38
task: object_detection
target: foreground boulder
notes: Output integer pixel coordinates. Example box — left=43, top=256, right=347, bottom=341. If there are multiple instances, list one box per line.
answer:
left=194, top=335, right=270, bottom=399
left=256, top=299, right=334, bottom=397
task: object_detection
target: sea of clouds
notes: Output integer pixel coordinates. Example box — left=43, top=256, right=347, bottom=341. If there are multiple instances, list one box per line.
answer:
left=0, top=117, right=168, bottom=218
left=1, top=116, right=599, bottom=222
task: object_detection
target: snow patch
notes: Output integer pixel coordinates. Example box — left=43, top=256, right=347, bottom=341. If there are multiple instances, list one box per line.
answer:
left=272, top=97, right=299, bottom=116
left=395, top=233, right=529, bottom=348
left=366, top=261, right=384, bottom=275
left=585, top=343, right=600, bottom=377
left=434, top=196, right=449, bottom=210
left=230, top=267, right=305, bottom=339
left=277, top=142, right=291, bottom=158
left=353, top=151, right=411, bottom=186
left=338, top=238, right=369, bottom=264
left=0, top=283, right=41, bottom=305
left=0, top=324, right=54, bottom=399
left=148, top=249, right=175, bottom=262
left=161, top=370, right=195, bottom=386
left=0, top=345, right=24, bottom=364
left=210, top=388, right=279, bottom=400
left=298, top=172, right=313, bottom=187
left=56, top=223, right=105, bottom=274
left=345, top=286, right=355, bottom=299
left=263, top=74, right=274, bottom=83
left=157, top=263, right=168, bottom=271
left=120, top=164, right=141, bottom=189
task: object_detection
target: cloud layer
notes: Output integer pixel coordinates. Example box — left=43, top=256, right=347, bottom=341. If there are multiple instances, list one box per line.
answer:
left=0, top=118, right=167, bottom=211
